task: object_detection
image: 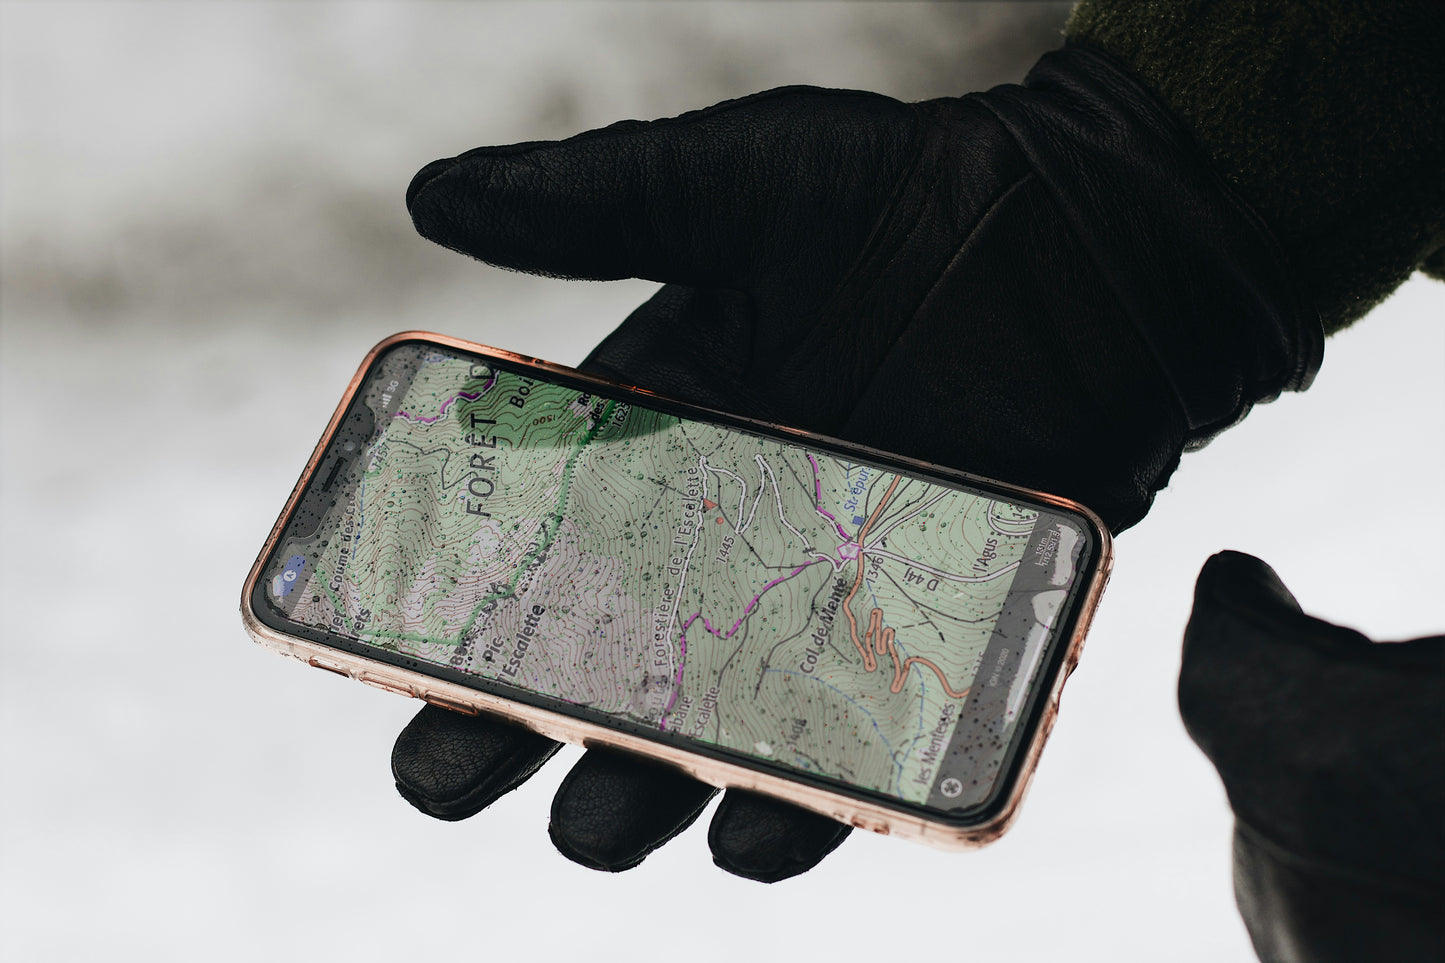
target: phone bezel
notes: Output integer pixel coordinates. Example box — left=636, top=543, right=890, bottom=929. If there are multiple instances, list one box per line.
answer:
left=242, top=332, right=1113, bottom=848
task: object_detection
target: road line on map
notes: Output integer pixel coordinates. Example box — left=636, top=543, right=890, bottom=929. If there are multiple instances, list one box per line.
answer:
left=393, top=389, right=482, bottom=424
left=702, top=459, right=748, bottom=523
left=838, top=476, right=976, bottom=701
left=865, top=551, right=1022, bottom=584
left=884, top=629, right=904, bottom=690
left=842, top=475, right=900, bottom=671
left=887, top=635, right=972, bottom=700
left=669, top=459, right=980, bottom=727
left=758, top=455, right=811, bottom=549
left=811, top=550, right=844, bottom=572
left=984, top=500, right=1037, bottom=537
left=737, top=461, right=766, bottom=535
left=806, top=453, right=854, bottom=541
left=864, top=490, right=949, bottom=549
left=740, top=466, right=767, bottom=535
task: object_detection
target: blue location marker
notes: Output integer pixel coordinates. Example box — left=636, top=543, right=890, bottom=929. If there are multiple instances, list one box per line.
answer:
left=272, top=555, right=308, bottom=598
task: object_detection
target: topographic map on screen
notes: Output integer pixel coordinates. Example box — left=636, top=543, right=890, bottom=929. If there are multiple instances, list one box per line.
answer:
left=271, top=344, right=1087, bottom=805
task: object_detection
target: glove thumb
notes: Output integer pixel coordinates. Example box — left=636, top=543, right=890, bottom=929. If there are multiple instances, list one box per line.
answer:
left=406, top=86, right=916, bottom=288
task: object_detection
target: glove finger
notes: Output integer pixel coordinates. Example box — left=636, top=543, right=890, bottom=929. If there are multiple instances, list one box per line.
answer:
left=708, top=789, right=852, bottom=883
left=391, top=703, right=561, bottom=821
left=407, top=86, right=916, bottom=290
left=548, top=748, right=718, bottom=872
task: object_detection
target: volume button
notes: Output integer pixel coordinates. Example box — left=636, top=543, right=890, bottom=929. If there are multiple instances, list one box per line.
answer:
left=358, top=673, right=416, bottom=698
left=422, top=692, right=480, bottom=716
left=308, top=656, right=350, bottom=678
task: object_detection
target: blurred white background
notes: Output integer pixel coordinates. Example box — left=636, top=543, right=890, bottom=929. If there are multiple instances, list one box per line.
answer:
left=2, top=3, right=1440, bottom=961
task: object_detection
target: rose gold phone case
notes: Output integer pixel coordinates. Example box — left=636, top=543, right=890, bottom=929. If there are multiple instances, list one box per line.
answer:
left=241, top=332, right=1113, bottom=851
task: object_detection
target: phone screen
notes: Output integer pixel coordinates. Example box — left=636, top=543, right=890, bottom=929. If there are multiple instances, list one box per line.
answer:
left=255, top=340, right=1098, bottom=816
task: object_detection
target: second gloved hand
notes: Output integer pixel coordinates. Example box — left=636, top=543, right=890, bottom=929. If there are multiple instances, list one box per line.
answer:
left=1180, top=552, right=1444, bottom=961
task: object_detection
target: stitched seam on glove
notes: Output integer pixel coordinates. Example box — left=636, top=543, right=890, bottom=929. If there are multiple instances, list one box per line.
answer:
left=827, top=169, right=1033, bottom=429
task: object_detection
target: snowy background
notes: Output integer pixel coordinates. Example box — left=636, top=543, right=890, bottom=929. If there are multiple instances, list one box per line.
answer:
left=2, top=3, right=1440, bottom=960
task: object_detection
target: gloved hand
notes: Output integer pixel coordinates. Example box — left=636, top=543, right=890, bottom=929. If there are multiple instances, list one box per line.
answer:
left=1180, top=552, right=1444, bottom=962
left=393, top=45, right=1322, bottom=881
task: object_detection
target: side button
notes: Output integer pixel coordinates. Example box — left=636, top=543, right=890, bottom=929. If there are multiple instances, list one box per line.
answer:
left=358, top=674, right=416, bottom=698
left=308, top=657, right=350, bottom=678
left=422, top=692, right=480, bottom=717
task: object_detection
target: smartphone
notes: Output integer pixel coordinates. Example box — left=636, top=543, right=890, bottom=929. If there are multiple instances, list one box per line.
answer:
left=242, top=332, right=1112, bottom=849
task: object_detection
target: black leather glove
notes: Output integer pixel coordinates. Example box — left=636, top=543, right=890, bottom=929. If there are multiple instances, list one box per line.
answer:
left=393, top=45, right=1323, bottom=881
left=1180, top=552, right=1444, bottom=962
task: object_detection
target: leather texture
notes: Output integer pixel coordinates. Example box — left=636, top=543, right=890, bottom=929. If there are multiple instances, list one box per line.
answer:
left=979, top=46, right=1323, bottom=442
left=547, top=749, right=719, bottom=872
left=707, top=790, right=853, bottom=884
left=1180, top=552, right=1444, bottom=961
left=398, top=44, right=1324, bottom=880
left=392, top=703, right=560, bottom=821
